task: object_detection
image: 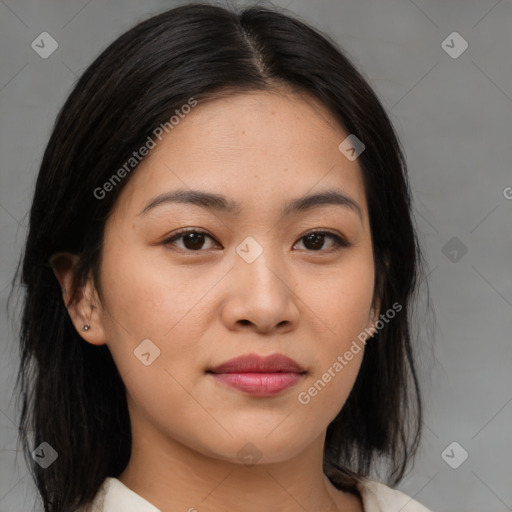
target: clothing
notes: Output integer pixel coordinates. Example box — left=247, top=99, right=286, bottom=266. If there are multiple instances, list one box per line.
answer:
left=79, top=476, right=434, bottom=511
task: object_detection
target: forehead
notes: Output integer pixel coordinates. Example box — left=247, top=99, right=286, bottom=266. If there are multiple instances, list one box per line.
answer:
left=112, top=90, right=369, bottom=221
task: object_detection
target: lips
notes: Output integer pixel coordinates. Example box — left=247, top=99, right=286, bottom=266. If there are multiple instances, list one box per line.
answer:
left=208, top=353, right=305, bottom=374
left=207, top=353, right=306, bottom=397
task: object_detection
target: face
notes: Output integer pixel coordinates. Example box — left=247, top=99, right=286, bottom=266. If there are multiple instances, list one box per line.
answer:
left=82, top=90, right=379, bottom=464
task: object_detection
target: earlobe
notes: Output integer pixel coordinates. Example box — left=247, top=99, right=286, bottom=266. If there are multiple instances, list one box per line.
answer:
left=49, top=252, right=107, bottom=346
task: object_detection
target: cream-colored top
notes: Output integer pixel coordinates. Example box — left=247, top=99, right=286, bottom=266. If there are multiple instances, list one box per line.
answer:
left=79, top=476, right=434, bottom=512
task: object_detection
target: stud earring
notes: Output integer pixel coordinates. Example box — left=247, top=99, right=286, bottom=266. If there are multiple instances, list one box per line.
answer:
left=82, top=324, right=90, bottom=331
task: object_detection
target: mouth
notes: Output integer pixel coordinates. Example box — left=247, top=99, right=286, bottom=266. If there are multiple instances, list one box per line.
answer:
left=206, top=353, right=306, bottom=397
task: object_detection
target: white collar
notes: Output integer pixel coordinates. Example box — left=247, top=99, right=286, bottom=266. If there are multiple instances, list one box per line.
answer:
left=83, top=476, right=433, bottom=512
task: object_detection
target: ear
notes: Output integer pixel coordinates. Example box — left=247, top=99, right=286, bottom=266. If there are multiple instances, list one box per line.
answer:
left=367, top=294, right=381, bottom=336
left=49, top=252, right=107, bottom=346
left=366, top=253, right=390, bottom=335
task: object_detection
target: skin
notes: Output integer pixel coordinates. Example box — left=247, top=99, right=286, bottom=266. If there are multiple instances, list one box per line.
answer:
left=51, top=89, right=381, bottom=512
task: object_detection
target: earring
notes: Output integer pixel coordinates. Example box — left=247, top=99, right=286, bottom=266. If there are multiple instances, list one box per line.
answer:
left=82, top=324, right=90, bottom=331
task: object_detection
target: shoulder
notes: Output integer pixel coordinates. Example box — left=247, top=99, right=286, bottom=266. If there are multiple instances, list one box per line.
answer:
left=75, top=477, right=161, bottom=512
left=356, top=478, right=435, bottom=512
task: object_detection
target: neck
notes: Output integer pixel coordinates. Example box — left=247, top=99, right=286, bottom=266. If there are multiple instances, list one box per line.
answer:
left=118, top=415, right=362, bottom=512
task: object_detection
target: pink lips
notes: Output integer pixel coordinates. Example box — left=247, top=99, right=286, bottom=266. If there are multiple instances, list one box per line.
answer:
left=208, top=353, right=306, bottom=397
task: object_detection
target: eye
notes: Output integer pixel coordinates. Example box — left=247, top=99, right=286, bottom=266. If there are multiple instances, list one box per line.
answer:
left=163, top=228, right=219, bottom=251
left=294, top=230, right=349, bottom=252
left=163, top=228, right=349, bottom=253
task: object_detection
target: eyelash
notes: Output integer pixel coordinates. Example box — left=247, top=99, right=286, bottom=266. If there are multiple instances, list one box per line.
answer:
left=162, top=228, right=350, bottom=253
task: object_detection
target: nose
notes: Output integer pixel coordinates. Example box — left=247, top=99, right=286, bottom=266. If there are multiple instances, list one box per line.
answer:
left=220, top=244, right=300, bottom=335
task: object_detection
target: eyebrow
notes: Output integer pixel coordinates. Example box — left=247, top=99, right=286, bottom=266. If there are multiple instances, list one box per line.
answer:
left=138, top=188, right=363, bottom=221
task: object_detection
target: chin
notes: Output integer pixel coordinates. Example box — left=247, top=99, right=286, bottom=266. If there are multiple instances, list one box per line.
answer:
left=192, top=432, right=313, bottom=467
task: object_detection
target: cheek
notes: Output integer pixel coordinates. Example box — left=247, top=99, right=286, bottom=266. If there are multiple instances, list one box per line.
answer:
left=97, top=242, right=218, bottom=375
left=99, top=243, right=189, bottom=332
left=305, top=252, right=375, bottom=343
left=298, top=253, right=374, bottom=407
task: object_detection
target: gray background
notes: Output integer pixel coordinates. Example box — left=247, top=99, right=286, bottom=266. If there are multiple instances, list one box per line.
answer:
left=1, top=0, right=511, bottom=510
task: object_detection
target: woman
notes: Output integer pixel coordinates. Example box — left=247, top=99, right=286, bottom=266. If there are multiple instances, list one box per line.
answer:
left=14, top=3, right=432, bottom=511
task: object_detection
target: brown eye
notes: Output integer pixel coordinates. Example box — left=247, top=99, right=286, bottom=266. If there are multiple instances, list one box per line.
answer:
left=295, top=231, right=349, bottom=252
left=163, top=228, right=348, bottom=253
left=163, top=229, right=219, bottom=251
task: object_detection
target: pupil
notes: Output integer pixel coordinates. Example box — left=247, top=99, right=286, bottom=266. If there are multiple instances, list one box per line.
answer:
left=305, top=233, right=323, bottom=250
left=185, top=233, right=204, bottom=250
